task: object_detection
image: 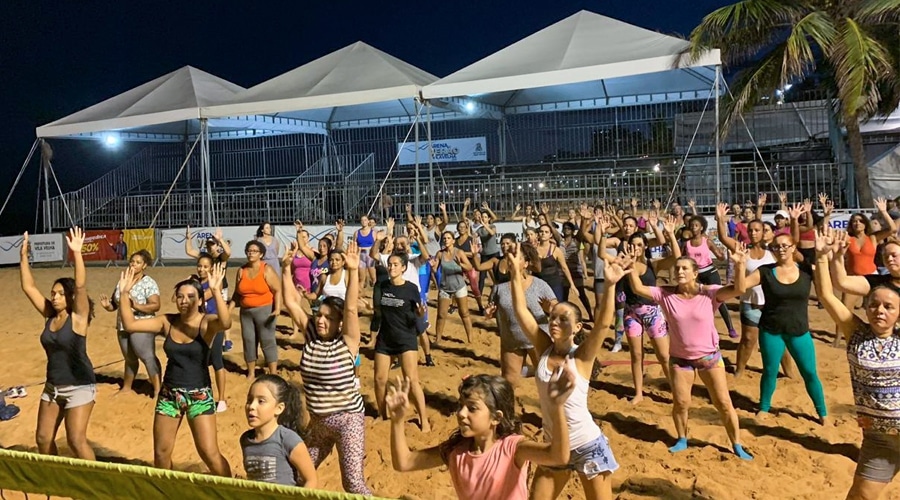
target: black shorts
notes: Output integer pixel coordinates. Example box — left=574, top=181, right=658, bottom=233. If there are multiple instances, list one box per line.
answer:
left=374, top=334, right=418, bottom=356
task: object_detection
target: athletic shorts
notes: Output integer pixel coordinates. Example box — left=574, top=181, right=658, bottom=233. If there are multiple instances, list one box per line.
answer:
left=155, top=386, right=216, bottom=420
left=359, top=249, right=374, bottom=269
left=374, top=334, right=418, bottom=356
left=439, top=286, right=468, bottom=300
left=624, top=303, right=667, bottom=339
left=41, top=383, right=96, bottom=410
left=670, top=351, right=724, bottom=372
left=857, top=430, right=900, bottom=483
left=543, top=433, right=619, bottom=479
left=593, top=279, right=606, bottom=296
left=740, top=302, right=762, bottom=327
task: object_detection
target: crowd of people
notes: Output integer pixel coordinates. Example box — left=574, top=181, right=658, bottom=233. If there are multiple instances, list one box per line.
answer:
left=16, top=193, right=900, bottom=499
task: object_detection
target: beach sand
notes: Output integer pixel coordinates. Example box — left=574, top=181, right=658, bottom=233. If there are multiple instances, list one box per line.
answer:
left=0, top=264, right=892, bottom=499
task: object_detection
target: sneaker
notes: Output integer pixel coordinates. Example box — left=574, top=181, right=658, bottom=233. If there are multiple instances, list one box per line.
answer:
left=728, top=328, right=739, bottom=339
left=424, top=355, right=435, bottom=367
left=611, top=340, right=623, bottom=353
left=216, top=401, right=227, bottom=413
left=223, top=340, right=233, bottom=352
left=391, top=359, right=401, bottom=370
left=353, top=377, right=361, bottom=391
left=0, top=404, right=19, bottom=421
left=448, top=305, right=457, bottom=314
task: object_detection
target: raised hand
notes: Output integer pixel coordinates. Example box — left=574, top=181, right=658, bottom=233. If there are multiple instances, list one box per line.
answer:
left=20, top=232, right=29, bottom=259
left=875, top=197, right=888, bottom=212
left=832, top=230, right=849, bottom=257
left=405, top=203, right=412, bottom=213
left=414, top=215, right=423, bottom=226
left=293, top=219, right=303, bottom=230
left=802, top=198, right=813, bottom=214
left=118, top=267, right=137, bottom=295
left=481, top=201, right=490, bottom=210
left=386, top=217, right=395, bottom=235
left=385, top=376, right=411, bottom=422
left=647, top=210, right=659, bottom=227
left=603, top=260, right=631, bottom=285
left=282, top=241, right=298, bottom=266
left=758, top=193, right=767, bottom=207
left=546, top=365, right=576, bottom=405
left=214, top=228, right=223, bottom=242
left=540, top=202, right=550, bottom=214
left=99, top=293, right=111, bottom=309
left=185, top=226, right=191, bottom=238
left=715, top=202, right=729, bottom=220
left=515, top=203, right=521, bottom=212
left=66, top=227, right=85, bottom=253
left=653, top=199, right=662, bottom=210
left=815, top=226, right=834, bottom=258
left=208, top=262, right=226, bottom=291
left=688, top=198, right=696, bottom=209
left=506, top=242, right=526, bottom=277
left=464, top=197, right=471, bottom=207
left=778, top=192, right=788, bottom=206
left=729, top=241, right=748, bottom=264
left=344, top=240, right=360, bottom=271
left=438, top=202, right=446, bottom=211
left=817, top=192, right=829, bottom=208
left=788, top=202, right=805, bottom=220
left=663, top=215, right=678, bottom=234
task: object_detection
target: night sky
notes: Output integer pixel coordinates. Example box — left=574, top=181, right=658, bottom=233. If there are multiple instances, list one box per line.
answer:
left=0, top=0, right=732, bottom=235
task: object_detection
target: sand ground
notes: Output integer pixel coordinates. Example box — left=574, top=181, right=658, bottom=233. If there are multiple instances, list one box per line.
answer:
left=0, top=264, right=893, bottom=499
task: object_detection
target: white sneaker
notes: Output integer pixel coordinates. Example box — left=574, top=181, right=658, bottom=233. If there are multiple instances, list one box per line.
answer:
left=611, top=341, right=623, bottom=353
left=216, top=401, right=227, bottom=413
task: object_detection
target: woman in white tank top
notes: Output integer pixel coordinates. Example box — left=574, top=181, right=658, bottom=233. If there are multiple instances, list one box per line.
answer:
left=315, top=251, right=349, bottom=301
left=716, top=204, right=796, bottom=379
left=508, top=245, right=626, bottom=498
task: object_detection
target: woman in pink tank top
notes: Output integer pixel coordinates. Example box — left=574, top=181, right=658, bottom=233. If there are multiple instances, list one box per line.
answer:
left=683, top=215, right=737, bottom=338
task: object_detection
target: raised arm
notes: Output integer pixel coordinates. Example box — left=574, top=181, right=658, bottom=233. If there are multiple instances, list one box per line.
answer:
left=202, top=263, right=233, bottom=342
left=281, top=244, right=309, bottom=331
left=873, top=197, right=898, bottom=241
left=19, top=232, right=52, bottom=317
left=184, top=226, right=201, bottom=259
left=815, top=228, right=857, bottom=342
left=438, top=203, right=449, bottom=232
left=508, top=247, right=549, bottom=352
left=663, top=216, right=682, bottom=258
left=830, top=230, right=872, bottom=295
left=460, top=198, right=471, bottom=223
left=688, top=198, right=698, bottom=216
left=481, top=201, right=498, bottom=222
left=65, top=228, right=91, bottom=331
left=756, top=193, right=767, bottom=222
left=623, top=252, right=654, bottom=301
left=118, top=268, right=166, bottom=335
left=715, top=203, right=738, bottom=252
left=412, top=215, right=430, bottom=260
left=714, top=243, right=748, bottom=302
left=511, top=203, right=521, bottom=222
left=575, top=261, right=628, bottom=368
left=386, top=377, right=444, bottom=472
left=342, top=241, right=362, bottom=354
left=215, top=228, right=231, bottom=261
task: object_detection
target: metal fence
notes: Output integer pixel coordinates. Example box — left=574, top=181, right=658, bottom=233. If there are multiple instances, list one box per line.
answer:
left=53, top=160, right=845, bottom=229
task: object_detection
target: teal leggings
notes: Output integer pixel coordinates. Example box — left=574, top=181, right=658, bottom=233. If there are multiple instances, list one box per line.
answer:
left=758, top=330, right=827, bottom=417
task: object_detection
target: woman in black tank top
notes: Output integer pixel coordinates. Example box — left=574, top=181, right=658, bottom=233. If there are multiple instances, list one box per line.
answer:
left=471, top=234, right=517, bottom=286
left=20, top=228, right=96, bottom=460
left=118, top=263, right=233, bottom=477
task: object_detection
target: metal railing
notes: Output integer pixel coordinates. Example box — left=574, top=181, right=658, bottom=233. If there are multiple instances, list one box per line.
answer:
left=56, top=161, right=846, bottom=229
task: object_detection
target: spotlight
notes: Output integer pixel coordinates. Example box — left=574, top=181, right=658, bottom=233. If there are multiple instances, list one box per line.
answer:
left=104, top=134, right=119, bottom=147
left=538, top=182, right=545, bottom=189
left=653, top=164, right=660, bottom=172
left=464, top=101, right=475, bottom=113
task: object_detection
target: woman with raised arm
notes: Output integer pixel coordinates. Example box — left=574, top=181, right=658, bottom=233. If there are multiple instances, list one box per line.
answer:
left=21, top=228, right=96, bottom=460
left=535, top=224, right=579, bottom=303
left=280, top=241, right=372, bottom=495
left=682, top=212, right=737, bottom=339
left=455, top=219, right=484, bottom=314
left=738, top=203, right=828, bottom=424
left=235, top=240, right=282, bottom=380
left=842, top=198, right=898, bottom=310
left=623, top=244, right=753, bottom=460
left=485, top=241, right=557, bottom=388
left=561, top=221, right=594, bottom=322
left=716, top=204, right=796, bottom=380
left=815, top=228, right=900, bottom=500
left=354, top=214, right=377, bottom=287
left=435, top=231, right=476, bottom=345
left=118, top=262, right=232, bottom=476
left=509, top=243, right=623, bottom=499
left=185, top=226, right=233, bottom=352
left=99, top=249, right=161, bottom=397
left=255, top=221, right=282, bottom=276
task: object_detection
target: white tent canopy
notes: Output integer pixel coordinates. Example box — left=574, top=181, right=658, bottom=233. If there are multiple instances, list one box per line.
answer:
left=203, top=41, right=467, bottom=129
left=34, top=66, right=267, bottom=141
left=423, top=10, right=721, bottom=112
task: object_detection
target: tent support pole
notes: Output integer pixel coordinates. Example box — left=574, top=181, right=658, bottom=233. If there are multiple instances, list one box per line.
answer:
left=714, top=65, right=722, bottom=205
left=427, top=102, right=434, bottom=214
left=0, top=138, right=40, bottom=222
left=414, top=99, right=421, bottom=216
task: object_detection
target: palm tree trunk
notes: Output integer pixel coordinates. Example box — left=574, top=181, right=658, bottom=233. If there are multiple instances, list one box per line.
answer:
left=844, top=113, right=873, bottom=208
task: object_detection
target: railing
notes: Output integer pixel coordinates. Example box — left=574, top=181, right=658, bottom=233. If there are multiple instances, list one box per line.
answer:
left=59, top=161, right=846, bottom=230
left=342, top=154, right=377, bottom=220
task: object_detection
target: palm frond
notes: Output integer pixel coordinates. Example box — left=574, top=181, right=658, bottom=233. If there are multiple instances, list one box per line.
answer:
left=782, top=11, right=837, bottom=84
left=855, top=0, right=900, bottom=24
left=830, top=18, right=895, bottom=119
left=687, top=0, right=807, bottom=66
left=720, top=44, right=788, bottom=136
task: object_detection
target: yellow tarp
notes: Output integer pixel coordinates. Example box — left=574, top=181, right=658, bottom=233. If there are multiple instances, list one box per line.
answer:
left=124, top=228, right=156, bottom=261
left=0, top=449, right=388, bottom=500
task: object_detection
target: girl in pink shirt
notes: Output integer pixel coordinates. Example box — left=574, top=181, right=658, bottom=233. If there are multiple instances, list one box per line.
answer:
left=624, top=246, right=753, bottom=461
left=387, top=370, right=574, bottom=500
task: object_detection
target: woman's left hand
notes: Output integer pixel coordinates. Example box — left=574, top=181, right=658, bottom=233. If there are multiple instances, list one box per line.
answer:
left=344, top=241, right=360, bottom=271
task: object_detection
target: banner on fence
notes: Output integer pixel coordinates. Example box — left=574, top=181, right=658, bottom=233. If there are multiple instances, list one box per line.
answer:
left=0, top=233, right=65, bottom=265
left=124, top=228, right=156, bottom=260
left=398, top=137, right=487, bottom=165
left=71, top=230, right=119, bottom=262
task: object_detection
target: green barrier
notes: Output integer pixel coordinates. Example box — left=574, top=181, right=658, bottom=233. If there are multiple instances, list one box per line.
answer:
left=0, top=449, right=388, bottom=500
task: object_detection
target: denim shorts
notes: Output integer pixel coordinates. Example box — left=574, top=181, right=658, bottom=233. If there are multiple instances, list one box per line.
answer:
left=41, top=383, right=96, bottom=410
left=857, top=431, right=900, bottom=483
left=545, top=433, right=619, bottom=479
left=740, top=302, right=762, bottom=327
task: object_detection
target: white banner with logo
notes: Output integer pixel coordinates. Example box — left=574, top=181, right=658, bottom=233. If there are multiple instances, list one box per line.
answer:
left=398, top=137, right=487, bottom=165
left=159, top=225, right=370, bottom=260
left=0, top=233, right=64, bottom=265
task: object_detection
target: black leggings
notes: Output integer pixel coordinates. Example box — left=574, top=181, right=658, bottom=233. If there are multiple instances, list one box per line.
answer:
left=698, top=267, right=735, bottom=332
left=208, top=331, right=224, bottom=371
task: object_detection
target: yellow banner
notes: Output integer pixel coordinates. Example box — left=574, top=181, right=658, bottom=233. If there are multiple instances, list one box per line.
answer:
left=0, top=449, right=381, bottom=500
left=124, top=228, right=157, bottom=261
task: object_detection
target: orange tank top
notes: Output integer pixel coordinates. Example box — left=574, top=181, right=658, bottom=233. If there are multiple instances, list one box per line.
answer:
left=238, top=262, right=274, bottom=308
left=846, top=235, right=877, bottom=276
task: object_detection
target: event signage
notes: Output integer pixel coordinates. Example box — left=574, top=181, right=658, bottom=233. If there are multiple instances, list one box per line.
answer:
left=398, top=137, right=487, bottom=165
left=0, top=233, right=64, bottom=265
left=69, top=230, right=120, bottom=262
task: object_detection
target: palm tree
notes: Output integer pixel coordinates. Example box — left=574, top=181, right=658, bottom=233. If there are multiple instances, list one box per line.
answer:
left=686, top=0, right=900, bottom=207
